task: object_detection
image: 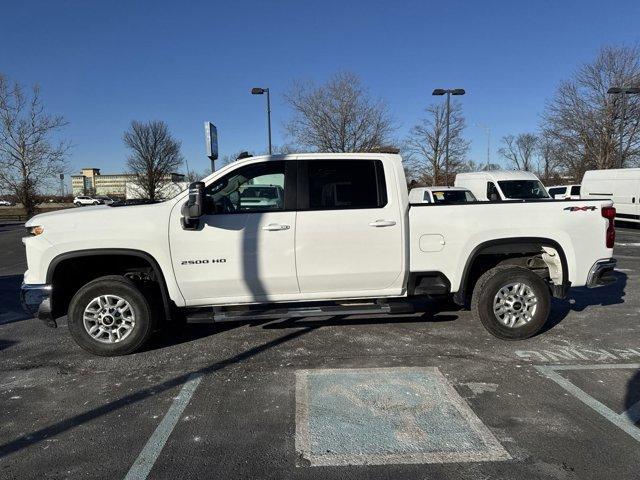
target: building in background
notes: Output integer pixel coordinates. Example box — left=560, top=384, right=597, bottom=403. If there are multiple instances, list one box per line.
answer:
left=71, top=168, right=185, bottom=199
left=125, top=181, right=188, bottom=200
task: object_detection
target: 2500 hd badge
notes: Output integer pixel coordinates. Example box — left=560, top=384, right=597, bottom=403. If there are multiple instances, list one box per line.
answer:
left=180, top=258, right=227, bottom=265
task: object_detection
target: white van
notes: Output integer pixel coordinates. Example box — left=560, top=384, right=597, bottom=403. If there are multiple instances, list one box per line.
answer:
left=455, top=170, right=550, bottom=201
left=581, top=168, right=640, bottom=223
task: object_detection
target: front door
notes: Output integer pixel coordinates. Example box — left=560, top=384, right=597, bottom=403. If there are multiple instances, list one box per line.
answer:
left=294, top=159, right=404, bottom=296
left=170, top=160, right=299, bottom=304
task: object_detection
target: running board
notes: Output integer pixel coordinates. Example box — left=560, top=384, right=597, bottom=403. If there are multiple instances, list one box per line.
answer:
left=185, top=301, right=415, bottom=323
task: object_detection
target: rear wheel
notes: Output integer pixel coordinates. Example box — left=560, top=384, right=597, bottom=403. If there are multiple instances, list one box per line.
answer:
left=67, top=275, right=155, bottom=355
left=471, top=265, right=550, bottom=340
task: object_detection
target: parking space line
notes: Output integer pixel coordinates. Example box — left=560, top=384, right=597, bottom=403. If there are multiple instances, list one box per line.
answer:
left=124, top=373, right=202, bottom=480
left=536, top=364, right=640, bottom=443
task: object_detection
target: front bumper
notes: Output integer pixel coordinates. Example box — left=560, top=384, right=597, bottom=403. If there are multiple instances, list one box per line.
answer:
left=586, top=258, right=617, bottom=288
left=20, top=283, right=56, bottom=327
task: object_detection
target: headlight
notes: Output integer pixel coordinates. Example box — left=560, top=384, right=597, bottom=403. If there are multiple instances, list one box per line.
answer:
left=27, top=225, right=44, bottom=236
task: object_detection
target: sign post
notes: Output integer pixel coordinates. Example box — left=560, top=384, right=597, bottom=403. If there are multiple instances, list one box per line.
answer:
left=204, top=122, right=218, bottom=171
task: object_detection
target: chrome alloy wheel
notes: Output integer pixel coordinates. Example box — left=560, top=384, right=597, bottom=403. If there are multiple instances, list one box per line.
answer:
left=82, top=295, right=136, bottom=343
left=492, top=282, right=538, bottom=328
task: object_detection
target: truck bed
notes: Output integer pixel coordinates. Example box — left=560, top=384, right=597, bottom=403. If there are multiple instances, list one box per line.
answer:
left=408, top=199, right=613, bottom=292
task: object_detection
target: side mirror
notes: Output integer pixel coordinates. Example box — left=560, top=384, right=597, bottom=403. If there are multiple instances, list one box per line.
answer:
left=181, top=182, right=205, bottom=230
left=489, top=193, right=499, bottom=201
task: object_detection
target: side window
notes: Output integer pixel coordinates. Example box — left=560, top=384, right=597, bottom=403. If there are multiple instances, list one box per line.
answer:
left=304, top=160, right=387, bottom=210
left=548, top=187, right=561, bottom=197
left=422, top=191, right=432, bottom=203
left=571, top=185, right=581, bottom=196
left=487, top=182, right=501, bottom=201
left=204, top=161, right=285, bottom=214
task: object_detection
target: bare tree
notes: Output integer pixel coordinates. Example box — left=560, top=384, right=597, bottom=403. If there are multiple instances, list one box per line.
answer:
left=184, top=168, right=212, bottom=183
left=284, top=72, right=395, bottom=152
left=542, top=45, right=640, bottom=179
left=498, top=133, right=538, bottom=171
left=459, top=159, right=502, bottom=172
left=404, top=101, right=469, bottom=185
left=536, top=136, right=563, bottom=183
left=124, top=121, right=183, bottom=201
left=0, top=74, right=69, bottom=216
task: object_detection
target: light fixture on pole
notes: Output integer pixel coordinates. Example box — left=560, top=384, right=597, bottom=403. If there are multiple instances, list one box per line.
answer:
left=607, top=86, right=640, bottom=168
left=251, top=87, right=272, bottom=155
left=432, top=88, right=465, bottom=184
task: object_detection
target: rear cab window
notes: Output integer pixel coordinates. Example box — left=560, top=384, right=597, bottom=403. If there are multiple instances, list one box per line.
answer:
left=548, top=187, right=565, bottom=197
left=431, top=190, right=477, bottom=204
left=497, top=180, right=549, bottom=199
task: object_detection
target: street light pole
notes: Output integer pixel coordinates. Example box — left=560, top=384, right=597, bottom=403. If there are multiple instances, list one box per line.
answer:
left=266, top=88, right=272, bottom=155
left=607, top=86, right=640, bottom=168
left=432, top=88, right=465, bottom=185
left=619, top=92, right=627, bottom=168
left=251, top=87, right=272, bottom=155
left=445, top=91, right=450, bottom=184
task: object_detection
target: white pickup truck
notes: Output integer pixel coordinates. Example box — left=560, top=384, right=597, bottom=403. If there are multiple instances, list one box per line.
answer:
left=21, top=153, right=617, bottom=356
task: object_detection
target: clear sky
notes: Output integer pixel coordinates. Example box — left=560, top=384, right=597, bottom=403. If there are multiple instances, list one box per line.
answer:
left=2, top=0, right=639, bottom=183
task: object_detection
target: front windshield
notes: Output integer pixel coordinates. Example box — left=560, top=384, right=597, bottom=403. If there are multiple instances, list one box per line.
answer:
left=431, top=190, right=477, bottom=204
left=497, top=180, right=549, bottom=199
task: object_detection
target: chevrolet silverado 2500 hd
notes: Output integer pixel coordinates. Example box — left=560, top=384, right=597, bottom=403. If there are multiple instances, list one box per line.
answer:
left=21, top=153, right=617, bottom=356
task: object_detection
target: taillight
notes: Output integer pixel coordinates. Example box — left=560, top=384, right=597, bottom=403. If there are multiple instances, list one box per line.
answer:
left=602, top=206, right=616, bottom=248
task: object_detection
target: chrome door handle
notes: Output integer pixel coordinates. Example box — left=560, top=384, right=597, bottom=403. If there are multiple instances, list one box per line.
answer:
left=262, top=223, right=290, bottom=231
left=369, top=219, right=396, bottom=227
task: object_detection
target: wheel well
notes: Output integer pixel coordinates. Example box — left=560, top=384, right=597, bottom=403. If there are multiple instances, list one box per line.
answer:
left=48, top=252, right=171, bottom=321
left=457, top=239, right=568, bottom=304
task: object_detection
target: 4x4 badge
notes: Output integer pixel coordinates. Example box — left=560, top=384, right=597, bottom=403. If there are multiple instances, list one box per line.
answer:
left=564, top=206, right=597, bottom=211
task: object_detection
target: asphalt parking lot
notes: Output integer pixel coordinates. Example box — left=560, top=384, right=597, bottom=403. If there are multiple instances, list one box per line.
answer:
left=0, top=221, right=639, bottom=479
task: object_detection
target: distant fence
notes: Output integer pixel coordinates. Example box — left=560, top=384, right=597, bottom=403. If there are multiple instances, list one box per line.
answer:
left=0, top=214, right=27, bottom=222
left=0, top=203, right=74, bottom=222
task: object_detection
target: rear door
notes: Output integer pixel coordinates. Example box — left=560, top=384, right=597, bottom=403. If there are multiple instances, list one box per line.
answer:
left=294, top=159, right=404, bottom=296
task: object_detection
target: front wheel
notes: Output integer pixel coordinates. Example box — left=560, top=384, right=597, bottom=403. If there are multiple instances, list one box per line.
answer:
left=471, top=265, right=550, bottom=340
left=67, top=275, right=155, bottom=355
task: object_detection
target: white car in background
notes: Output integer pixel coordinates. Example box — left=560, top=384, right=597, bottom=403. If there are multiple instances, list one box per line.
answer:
left=73, top=196, right=102, bottom=206
left=548, top=184, right=581, bottom=199
left=0, top=199, right=15, bottom=206
left=455, top=170, right=550, bottom=201
left=408, top=186, right=477, bottom=204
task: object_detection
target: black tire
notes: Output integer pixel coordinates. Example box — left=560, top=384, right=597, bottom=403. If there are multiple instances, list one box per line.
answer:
left=67, top=275, right=155, bottom=356
left=471, top=265, right=550, bottom=340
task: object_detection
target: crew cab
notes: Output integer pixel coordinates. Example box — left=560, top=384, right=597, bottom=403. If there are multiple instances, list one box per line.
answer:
left=21, top=153, right=617, bottom=356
